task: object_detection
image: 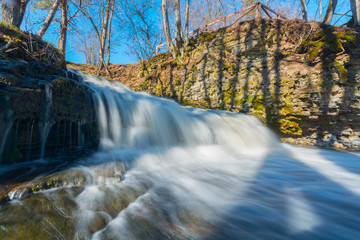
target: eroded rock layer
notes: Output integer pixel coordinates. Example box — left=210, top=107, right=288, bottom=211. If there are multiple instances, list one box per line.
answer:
left=0, top=61, right=98, bottom=164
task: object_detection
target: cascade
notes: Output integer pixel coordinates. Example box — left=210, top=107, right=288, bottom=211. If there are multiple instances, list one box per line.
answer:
left=26, top=119, right=35, bottom=161
left=0, top=71, right=359, bottom=239
left=39, top=84, right=55, bottom=159
left=0, top=110, right=13, bottom=164
left=82, top=72, right=275, bottom=151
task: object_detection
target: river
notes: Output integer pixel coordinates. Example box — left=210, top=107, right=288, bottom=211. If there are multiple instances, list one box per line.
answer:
left=0, top=72, right=359, bottom=239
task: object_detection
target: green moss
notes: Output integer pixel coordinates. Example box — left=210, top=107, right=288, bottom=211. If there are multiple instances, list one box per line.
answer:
left=305, top=29, right=355, bottom=61
left=279, top=105, right=294, bottom=115
left=253, top=102, right=264, bottom=111
left=335, top=62, right=347, bottom=80
left=52, top=77, right=70, bottom=88
left=280, top=119, right=302, bottom=135
left=198, top=32, right=213, bottom=42
left=189, top=65, right=197, bottom=73
left=308, top=41, right=325, bottom=60
left=317, top=81, right=330, bottom=87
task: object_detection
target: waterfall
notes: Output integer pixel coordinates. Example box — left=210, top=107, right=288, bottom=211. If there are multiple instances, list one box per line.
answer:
left=0, top=110, right=13, bottom=164
left=0, top=71, right=359, bottom=240
left=81, top=72, right=276, bottom=152
left=26, top=119, right=35, bottom=161
left=39, top=84, right=55, bottom=159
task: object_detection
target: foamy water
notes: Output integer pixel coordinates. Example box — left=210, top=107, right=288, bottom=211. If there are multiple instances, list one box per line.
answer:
left=0, top=72, right=359, bottom=239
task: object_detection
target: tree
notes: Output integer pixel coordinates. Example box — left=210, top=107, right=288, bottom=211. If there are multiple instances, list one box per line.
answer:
left=323, top=0, right=338, bottom=24
left=299, top=0, right=308, bottom=21
left=184, top=0, right=190, bottom=46
left=174, top=0, right=183, bottom=55
left=98, top=0, right=113, bottom=71
left=73, top=30, right=99, bottom=65
left=57, top=0, right=68, bottom=54
left=189, top=0, right=227, bottom=29
left=106, top=0, right=115, bottom=65
left=1, top=0, right=30, bottom=27
left=161, top=0, right=175, bottom=58
left=36, top=0, right=62, bottom=38
left=116, top=0, right=162, bottom=61
left=350, top=0, right=360, bottom=27
left=73, top=0, right=115, bottom=73
left=318, top=0, right=323, bottom=21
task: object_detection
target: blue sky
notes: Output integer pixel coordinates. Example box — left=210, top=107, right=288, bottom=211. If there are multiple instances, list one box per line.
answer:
left=22, top=0, right=352, bottom=65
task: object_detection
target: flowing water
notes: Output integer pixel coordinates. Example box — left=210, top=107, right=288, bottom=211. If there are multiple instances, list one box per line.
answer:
left=0, top=73, right=359, bottom=239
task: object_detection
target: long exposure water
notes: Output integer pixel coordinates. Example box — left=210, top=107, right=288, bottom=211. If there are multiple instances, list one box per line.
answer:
left=0, top=73, right=359, bottom=239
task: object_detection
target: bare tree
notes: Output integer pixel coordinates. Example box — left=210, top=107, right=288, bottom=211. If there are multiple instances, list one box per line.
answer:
left=350, top=0, right=360, bottom=26
left=184, top=0, right=190, bottom=46
left=323, top=0, right=338, bottom=24
left=116, top=0, right=161, bottom=60
left=299, top=0, right=308, bottom=21
left=73, top=31, right=99, bottom=65
left=1, top=0, right=29, bottom=27
left=318, top=0, right=323, bottom=21
left=174, top=0, right=183, bottom=55
left=36, top=0, right=62, bottom=38
left=73, top=0, right=115, bottom=73
left=106, top=0, right=115, bottom=65
left=161, top=0, right=175, bottom=58
left=98, top=0, right=113, bottom=71
left=121, top=0, right=145, bottom=60
left=57, top=0, right=68, bottom=53
left=189, top=0, right=227, bottom=30
left=57, top=0, right=84, bottom=55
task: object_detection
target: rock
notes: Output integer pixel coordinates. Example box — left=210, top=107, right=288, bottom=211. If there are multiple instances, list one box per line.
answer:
left=0, top=61, right=99, bottom=164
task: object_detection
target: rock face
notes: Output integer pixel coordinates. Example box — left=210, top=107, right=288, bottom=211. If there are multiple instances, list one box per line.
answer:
left=103, top=19, right=360, bottom=151
left=0, top=61, right=98, bottom=164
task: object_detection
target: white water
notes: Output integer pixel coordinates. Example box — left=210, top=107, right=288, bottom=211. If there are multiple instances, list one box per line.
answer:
left=1, top=73, right=360, bottom=239
left=0, top=110, right=13, bottom=164
left=39, top=84, right=55, bottom=159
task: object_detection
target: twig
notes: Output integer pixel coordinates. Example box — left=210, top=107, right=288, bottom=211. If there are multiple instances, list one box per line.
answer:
left=0, top=40, right=12, bottom=51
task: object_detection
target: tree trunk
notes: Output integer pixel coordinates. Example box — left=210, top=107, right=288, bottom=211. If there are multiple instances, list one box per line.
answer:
left=161, top=0, right=175, bottom=58
left=58, top=0, right=68, bottom=54
left=1, top=0, right=21, bottom=27
left=19, top=0, right=30, bottom=27
left=322, top=0, right=338, bottom=25
left=350, top=0, right=360, bottom=27
left=318, top=0, right=322, bottom=21
left=98, top=0, right=112, bottom=71
left=299, top=0, right=308, bottom=21
left=174, top=0, right=183, bottom=55
left=36, top=0, right=61, bottom=38
left=184, top=0, right=190, bottom=46
left=106, top=0, right=115, bottom=65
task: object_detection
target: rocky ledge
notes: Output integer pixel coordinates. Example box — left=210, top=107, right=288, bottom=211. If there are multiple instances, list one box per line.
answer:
left=0, top=61, right=98, bottom=164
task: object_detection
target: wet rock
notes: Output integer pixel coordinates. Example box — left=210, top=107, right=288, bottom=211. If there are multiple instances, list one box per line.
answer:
left=0, top=60, right=99, bottom=164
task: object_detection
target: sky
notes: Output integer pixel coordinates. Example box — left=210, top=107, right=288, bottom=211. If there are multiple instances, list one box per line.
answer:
left=17, top=0, right=354, bottom=65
